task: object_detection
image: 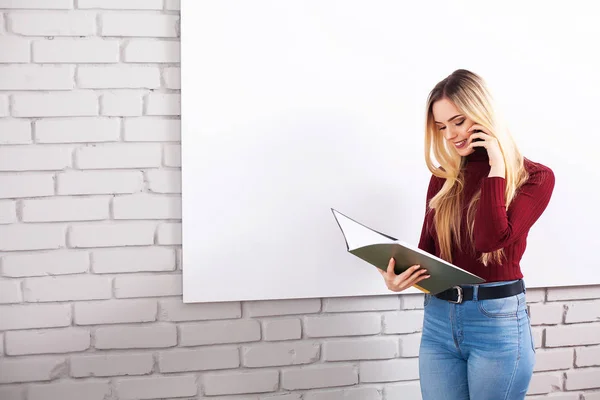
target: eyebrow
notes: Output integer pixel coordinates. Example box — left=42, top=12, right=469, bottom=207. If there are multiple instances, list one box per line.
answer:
left=434, top=114, right=463, bottom=124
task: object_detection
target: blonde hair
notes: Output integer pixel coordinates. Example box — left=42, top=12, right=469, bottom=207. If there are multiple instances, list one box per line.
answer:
left=423, top=69, right=529, bottom=265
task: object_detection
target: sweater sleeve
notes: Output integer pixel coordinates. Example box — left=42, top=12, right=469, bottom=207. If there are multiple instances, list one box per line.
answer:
left=473, top=164, right=555, bottom=252
left=418, top=174, right=443, bottom=255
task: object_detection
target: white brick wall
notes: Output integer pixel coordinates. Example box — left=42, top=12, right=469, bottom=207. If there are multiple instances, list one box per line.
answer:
left=0, top=2, right=599, bottom=400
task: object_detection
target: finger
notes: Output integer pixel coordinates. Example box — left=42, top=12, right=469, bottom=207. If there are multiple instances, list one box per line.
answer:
left=467, top=124, right=490, bottom=135
left=387, top=257, right=395, bottom=275
left=397, top=268, right=429, bottom=289
left=393, top=265, right=422, bottom=286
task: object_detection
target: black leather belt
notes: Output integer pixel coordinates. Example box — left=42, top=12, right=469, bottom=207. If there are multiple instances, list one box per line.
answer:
left=434, top=279, right=525, bottom=304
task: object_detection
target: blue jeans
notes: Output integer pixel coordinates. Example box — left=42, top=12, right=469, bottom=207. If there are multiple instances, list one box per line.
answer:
left=419, top=280, right=536, bottom=400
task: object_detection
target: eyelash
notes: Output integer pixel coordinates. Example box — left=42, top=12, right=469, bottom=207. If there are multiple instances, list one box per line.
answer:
left=438, top=120, right=464, bottom=130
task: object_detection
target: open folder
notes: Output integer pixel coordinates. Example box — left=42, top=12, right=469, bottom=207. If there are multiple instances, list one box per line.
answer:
left=331, top=208, right=485, bottom=294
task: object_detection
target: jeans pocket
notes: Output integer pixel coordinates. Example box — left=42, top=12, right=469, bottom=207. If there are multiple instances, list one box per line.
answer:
left=477, top=295, right=519, bottom=318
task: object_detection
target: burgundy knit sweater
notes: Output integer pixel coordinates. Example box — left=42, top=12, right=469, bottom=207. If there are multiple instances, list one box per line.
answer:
left=418, top=147, right=555, bottom=282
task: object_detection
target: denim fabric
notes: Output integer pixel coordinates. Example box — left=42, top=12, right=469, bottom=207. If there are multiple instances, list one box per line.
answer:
left=419, top=281, right=536, bottom=400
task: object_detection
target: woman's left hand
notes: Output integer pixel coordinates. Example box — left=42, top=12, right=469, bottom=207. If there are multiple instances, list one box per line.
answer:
left=468, top=124, right=506, bottom=178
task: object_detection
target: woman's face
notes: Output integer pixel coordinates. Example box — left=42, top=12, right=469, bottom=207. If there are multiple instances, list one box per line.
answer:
left=432, top=98, right=475, bottom=157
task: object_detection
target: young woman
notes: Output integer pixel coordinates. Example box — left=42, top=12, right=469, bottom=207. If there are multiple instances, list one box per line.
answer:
left=377, top=69, right=555, bottom=399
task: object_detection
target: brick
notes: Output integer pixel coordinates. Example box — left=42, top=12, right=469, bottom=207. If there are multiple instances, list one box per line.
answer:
left=304, top=314, right=381, bottom=337
left=532, top=326, right=544, bottom=348
left=33, top=38, right=119, bottom=63
left=5, top=328, right=90, bottom=355
left=525, top=288, right=546, bottom=302
left=101, top=13, right=179, bottom=37
left=163, top=143, right=181, bottom=166
left=24, top=275, right=111, bottom=302
left=95, top=324, right=177, bottom=349
left=2, top=250, right=89, bottom=277
left=78, top=0, right=163, bottom=9
left=576, top=345, right=600, bottom=367
left=124, top=39, right=180, bottom=63
left=58, top=170, right=144, bottom=195
left=242, top=341, right=320, bottom=367
left=145, top=93, right=180, bottom=115
left=9, top=11, right=94, bottom=36
left=305, top=387, right=381, bottom=400
left=565, top=300, right=600, bottom=323
left=156, top=222, right=181, bottom=244
left=0, top=0, right=72, bottom=8
left=204, top=370, right=278, bottom=396
left=0, top=120, right=31, bottom=144
left=263, top=318, right=302, bottom=341
left=114, top=273, right=182, bottom=298
left=12, top=91, right=98, bottom=117
left=359, top=358, right=419, bottom=383
left=69, top=222, right=155, bottom=248
left=383, top=382, right=422, bottom=400
left=0, top=224, right=65, bottom=251
left=546, top=323, right=600, bottom=347
left=401, top=294, right=426, bottom=309
left=180, top=320, right=260, bottom=346
left=323, top=295, right=399, bottom=312
left=92, top=247, right=176, bottom=273
left=547, top=286, right=600, bottom=301
left=0, top=280, right=22, bottom=303
left=0, top=357, right=67, bottom=384
left=533, top=348, right=574, bottom=372
left=0, top=173, right=54, bottom=199
left=0, top=145, right=72, bottom=171
left=399, top=333, right=422, bottom=357
left=75, top=299, right=157, bottom=325
left=35, top=117, right=120, bottom=143
left=28, top=381, right=111, bottom=400
left=0, top=37, right=30, bottom=62
left=165, top=0, right=181, bottom=11
left=124, top=117, right=180, bottom=142
left=163, top=67, right=180, bottom=89
left=159, top=347, right=239, bottom=372
left=245, top=298, right=321, bottom=317
left=71, top=353, right=154, bottom=377
left=0, top=200, right=16, bottom=223
left=100, top=90, right=144, bottom=116
left=0, top=386, right=23, bottom=400
left=0, top=65, right=73, bottom=90
left=565, top=368, right=600, bottom=390
left=0, top=303, right=71, bottom=330
left=113, top=193, right=181, bottom=219
left=78, top=65, right=161, bottom=89
left=282, top=364, right=357, bottom=390
left=323, top=338, right=398, bottom=361
left=147, top=170, right=181, bottom=194
left=116, top=375, right=197, bottom=400
left=0, top=95, right=8, bottom=116
left=529, top=303, right=564, bottom=325
left=75, top=143, right=162, bottom=169
left=22, top=197, right=109, bottom=222
left=382, top=310, right=424, bottom=334
left=527, top=372, right=563, bottom=394
left=158, top=297, right=241, bottom=321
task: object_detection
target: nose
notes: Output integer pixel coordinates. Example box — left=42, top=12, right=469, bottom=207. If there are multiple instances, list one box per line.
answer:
left=444, top=126, right=458, bottom=141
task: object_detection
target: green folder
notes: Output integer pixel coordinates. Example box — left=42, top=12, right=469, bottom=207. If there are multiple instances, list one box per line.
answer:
left=331, top=208, right=485, bottom=294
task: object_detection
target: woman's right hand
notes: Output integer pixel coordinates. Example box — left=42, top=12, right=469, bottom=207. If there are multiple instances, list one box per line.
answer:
left=377, top=258, right=431, bottom=292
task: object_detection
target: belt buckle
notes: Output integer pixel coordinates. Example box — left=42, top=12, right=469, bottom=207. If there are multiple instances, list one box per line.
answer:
left=448, top=286, right=463, bottom=304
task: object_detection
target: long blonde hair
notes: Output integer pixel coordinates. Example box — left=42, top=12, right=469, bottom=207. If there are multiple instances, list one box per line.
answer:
left=424, top=69, right=529, bottom=265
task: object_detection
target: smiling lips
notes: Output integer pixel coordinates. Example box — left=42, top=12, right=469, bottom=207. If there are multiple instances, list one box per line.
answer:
left=455, top=139, right=467, bottom=149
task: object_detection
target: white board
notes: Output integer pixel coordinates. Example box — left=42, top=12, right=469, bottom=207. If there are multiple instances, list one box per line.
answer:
left=181, top=0, right=600, bottom=303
